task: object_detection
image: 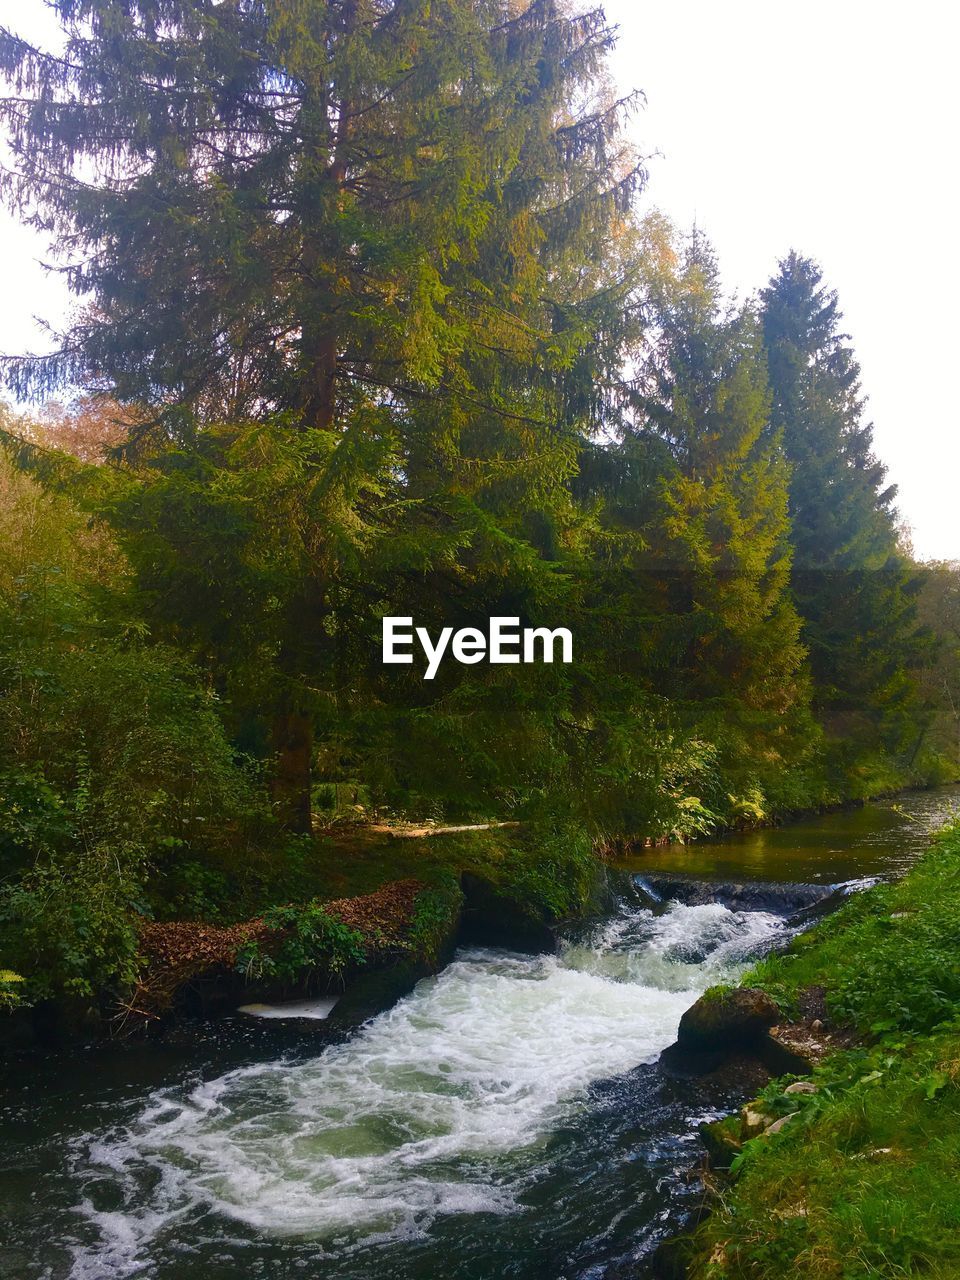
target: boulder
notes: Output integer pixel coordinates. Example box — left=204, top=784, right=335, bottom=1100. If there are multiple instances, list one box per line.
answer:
left=676, top=986, right=781, bottom=1052
left=741, top=1104, right=776, bottom=1137
left=459, top=873, right=558, bottom=953
left=763, top=1114, right=795, bottom=1136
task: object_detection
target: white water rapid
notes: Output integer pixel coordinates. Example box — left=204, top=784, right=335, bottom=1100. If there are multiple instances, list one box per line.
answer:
left=69, top=898, right=787, bottom=1277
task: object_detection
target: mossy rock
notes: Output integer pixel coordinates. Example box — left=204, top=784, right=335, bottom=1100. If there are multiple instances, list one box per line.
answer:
left=458, top=872, right=558, bottom=952
left=700, top=1113, right=745, bottom=1169
left=677, top=986, right=781, bottom=1052
left=327, top=958, right=428, bottom=1028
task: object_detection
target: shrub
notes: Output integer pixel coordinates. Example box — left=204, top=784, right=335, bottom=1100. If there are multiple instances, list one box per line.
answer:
left=235, top=904, right=366, bottom=984
left=408, top=873, right=463, bottom=964
left=0, top=461, right=276, bottom=1001
left=0, top=969, right=24, bottom=1011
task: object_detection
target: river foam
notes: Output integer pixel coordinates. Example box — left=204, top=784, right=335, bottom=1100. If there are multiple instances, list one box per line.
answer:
left=68, top=900, right=786, bottom=1276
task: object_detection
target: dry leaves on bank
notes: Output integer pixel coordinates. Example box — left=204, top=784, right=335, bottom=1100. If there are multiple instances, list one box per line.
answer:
left=117, top=877, right=426, bottom=1031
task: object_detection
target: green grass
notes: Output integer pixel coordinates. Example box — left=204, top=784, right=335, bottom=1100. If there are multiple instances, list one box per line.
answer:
left=744, top=826, right=960, bottom=1037
left=687, top=822, right=960, bottom=1279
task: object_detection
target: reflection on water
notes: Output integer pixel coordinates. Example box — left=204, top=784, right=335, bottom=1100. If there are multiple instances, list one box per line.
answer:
left=614, top=786, right=960, bottom=885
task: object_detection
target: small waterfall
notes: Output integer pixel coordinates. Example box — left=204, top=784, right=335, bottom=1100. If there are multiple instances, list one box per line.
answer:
left=67, top=897, right=788, bottom=1278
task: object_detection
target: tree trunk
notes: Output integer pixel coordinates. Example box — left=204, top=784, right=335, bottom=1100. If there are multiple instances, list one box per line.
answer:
left=271, top=706, right=314, bottom=834
left=273, top=2, right=358, bottom=829
left=298, top=0, right=356, bottom=434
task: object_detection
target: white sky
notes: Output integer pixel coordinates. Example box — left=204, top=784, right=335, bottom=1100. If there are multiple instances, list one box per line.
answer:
left=1, top=0, right=957, bottom=558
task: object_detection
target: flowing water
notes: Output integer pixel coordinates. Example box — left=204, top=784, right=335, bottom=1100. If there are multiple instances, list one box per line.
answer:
left=2, top=788, right=957, bottom=1280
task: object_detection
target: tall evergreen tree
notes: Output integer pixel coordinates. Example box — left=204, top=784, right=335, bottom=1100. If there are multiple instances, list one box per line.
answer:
left=625, top=227, right=808, bottom=777
left=0, top=0, right=646, bottom=828
left=917, top=563, right=960, bottom=767
left=761, top=252, right=928, bottom=749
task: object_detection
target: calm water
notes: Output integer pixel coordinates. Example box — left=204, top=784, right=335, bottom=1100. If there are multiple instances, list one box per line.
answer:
left=1, top=787, right=957, bottom=1280
left=620, top=786, right=960, bottom=885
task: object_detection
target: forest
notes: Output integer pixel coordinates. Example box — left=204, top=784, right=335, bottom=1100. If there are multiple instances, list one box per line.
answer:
left=0, top=0, right=958, bottom=1018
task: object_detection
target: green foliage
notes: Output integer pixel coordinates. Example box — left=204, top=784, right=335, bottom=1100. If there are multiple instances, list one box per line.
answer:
left=688, top=821, right=960, bottom=1278
left=0, top=857, right=143, bottom=1001
left=0, top=1, right=951, bottom=1022
left=727, top=791, right=768, bottom=828
left=495, top=820, right=599, bottom=921
left=698, top=983, right=735, bottom=1006
left=761, top=253, right=931, bottom=760
left=604, top=225, right=812, bottom=806
left=236, top=904, right=366, bottom=984
left=408, top=874, right=464, bottom=965
left=169, top=860, right=232, bottom=924
left=0, top=969, right=25, bottom=1011
left=0, top=453, right=278, bottom=999
left=916, top=562, right=960, bottom=773
left=0, top=0, right=650, bottom=833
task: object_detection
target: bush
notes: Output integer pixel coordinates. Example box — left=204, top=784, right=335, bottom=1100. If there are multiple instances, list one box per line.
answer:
left=0, top=969, right=24, bottom=1011
left=496, top=819, right=600, bottom=921
left=236, top=903, right=366, bottom=983
left=0, top=461, right=278, bottom=1001
left=408, top=873, right=463, bottom=964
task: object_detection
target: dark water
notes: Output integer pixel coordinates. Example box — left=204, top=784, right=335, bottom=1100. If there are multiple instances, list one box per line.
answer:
left=1, top=787, right=956, bottom=1280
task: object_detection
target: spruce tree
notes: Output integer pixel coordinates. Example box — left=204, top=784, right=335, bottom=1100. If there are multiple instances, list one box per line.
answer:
left=0, top=0, right=646, bottom=827
left=628, top=228, right=807, bottom=775
left=761, top=252, right=927, bottom=749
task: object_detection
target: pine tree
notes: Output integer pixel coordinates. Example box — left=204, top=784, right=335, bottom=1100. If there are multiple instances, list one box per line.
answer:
left=627, top=228, right=807, bottom=775
left=0, top=0, right=646, bottom=827
left=761, top=252, right=928, bottom=749
left=761, top=252, right=895, bottom=569
left=917, top=563, right=960, bottom=767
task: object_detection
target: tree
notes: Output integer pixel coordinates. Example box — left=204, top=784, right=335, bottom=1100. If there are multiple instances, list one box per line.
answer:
left=917, top=563, right=960, bottom=769
left=0, top=410, right=268, bottom=1000
left=0, top=0, right=646, bottom=828
left=629, top=229, right=807, bottom=771
left=761, top=252, right=929, bottom=750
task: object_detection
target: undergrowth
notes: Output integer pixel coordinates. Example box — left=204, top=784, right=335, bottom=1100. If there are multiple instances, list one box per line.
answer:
left=235, top=904, right=366, bottom=984
left=407, top=872, right=463, bottom=965
left=687, top=821, right=960, bottom=1279
left=745, top=824, right=960, bottom=1036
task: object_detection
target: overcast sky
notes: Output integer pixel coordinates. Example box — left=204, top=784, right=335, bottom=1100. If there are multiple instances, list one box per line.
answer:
left=1, top=0, right=957, bottom=558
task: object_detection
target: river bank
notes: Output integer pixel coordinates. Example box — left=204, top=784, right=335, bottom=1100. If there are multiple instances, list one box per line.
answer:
left=13, top=770, right=865, bottom=1056
left=1, top=788, right=957, bottom=1280
left=0, top=877, right=787, bottom=1279
left=3, top=753, right=951, bottom=1056
left=673, top=816, right=960, bottom=1278
left=0, top=820, right=608, bottom=1054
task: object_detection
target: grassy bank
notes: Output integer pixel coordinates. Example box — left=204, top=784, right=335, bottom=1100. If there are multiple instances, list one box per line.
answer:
left=684, top=821, right=960, bottom=1278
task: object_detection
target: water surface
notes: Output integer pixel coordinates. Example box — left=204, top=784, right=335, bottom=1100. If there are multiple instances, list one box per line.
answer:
left=618, top=786, right=959, bottom=884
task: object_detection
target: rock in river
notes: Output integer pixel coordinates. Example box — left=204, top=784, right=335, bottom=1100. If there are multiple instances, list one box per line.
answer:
left=676, top=986, right=781, bottom=1051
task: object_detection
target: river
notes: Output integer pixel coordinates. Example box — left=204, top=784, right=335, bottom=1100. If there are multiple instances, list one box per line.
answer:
left=1, top=787, right=957, bottom=1280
